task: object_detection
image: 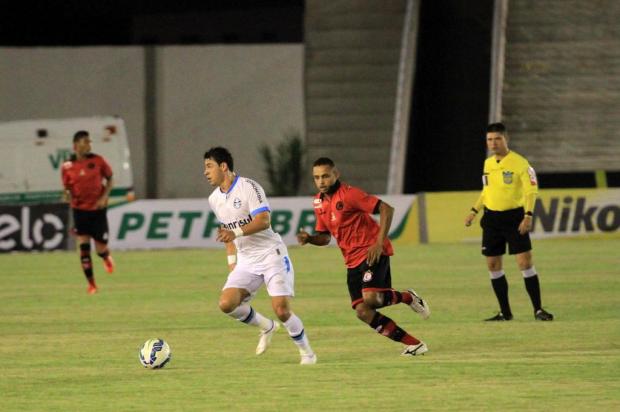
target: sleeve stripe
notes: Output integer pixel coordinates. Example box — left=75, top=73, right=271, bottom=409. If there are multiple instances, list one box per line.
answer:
left=250, top=206, right=270, bottom=216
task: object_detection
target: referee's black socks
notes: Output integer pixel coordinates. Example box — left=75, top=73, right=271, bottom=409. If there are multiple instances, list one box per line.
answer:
left=490, top=273, right=512, bottom=318
left=522, top=268, right=542, bottom=312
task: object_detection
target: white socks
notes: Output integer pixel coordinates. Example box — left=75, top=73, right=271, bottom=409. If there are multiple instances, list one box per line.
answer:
left=522, top=266, right=537, bottom=278
left=227, top=306, right=315, bottom=360
left=226, top=304, right=273, bottom=331
left=284, top=313, right=314, bottom=356
left=489, top=270, right=506, bottom=279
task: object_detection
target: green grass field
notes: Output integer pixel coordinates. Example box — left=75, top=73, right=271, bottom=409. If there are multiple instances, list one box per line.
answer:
left=1, top=238, right=619, bottom=411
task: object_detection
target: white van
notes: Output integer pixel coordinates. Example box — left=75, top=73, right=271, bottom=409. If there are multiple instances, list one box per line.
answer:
left=0, top=116, right=134, bottom=205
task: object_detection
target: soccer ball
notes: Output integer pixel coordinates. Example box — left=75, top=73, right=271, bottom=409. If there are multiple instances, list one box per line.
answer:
left=139, top=338, right=171, bottom=369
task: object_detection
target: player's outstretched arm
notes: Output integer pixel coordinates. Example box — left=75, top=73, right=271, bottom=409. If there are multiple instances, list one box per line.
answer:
left=241, top=211, right=271, bottom=235
left=216, top=211, right=272, bottom=242
left=97, top=176, right=114, bottom=209
left=367, top=200, right=394, bottom=265
left=297, top=229, right=331, bottom=246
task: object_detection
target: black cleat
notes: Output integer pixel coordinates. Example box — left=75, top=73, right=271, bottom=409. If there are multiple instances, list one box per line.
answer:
left=484, top=312, right=513, bottom=321
left=535, top=308, right=554, bottom=321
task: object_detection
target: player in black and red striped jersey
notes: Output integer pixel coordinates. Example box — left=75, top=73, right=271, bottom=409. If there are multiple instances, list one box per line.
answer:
left=298, top=157, right=431, bottom=357
left=61, top=130, right=115, bottom=294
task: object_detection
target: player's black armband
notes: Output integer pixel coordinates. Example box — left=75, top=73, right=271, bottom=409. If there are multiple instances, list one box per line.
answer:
left=525, top=211, right=533, bottom=216
left=372, top=200, right=382, bottom=215
left=470, top=207, right=478, bottom=214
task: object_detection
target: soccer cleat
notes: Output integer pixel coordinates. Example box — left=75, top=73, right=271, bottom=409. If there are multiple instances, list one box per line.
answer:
left=484, top=312, right=513, bottom=321
left=87, top=284, right=98, bottom=295
left=407, top=289, right=430, bottom=319
left=103, top=255, right=115, bottom=274
left=535, top=308, right=554, bottom=321
left=256, top=320, right=280, bottom=355
left=402, top=341, right=428, bottom=356
left=300, top=353, right=317, bottom=365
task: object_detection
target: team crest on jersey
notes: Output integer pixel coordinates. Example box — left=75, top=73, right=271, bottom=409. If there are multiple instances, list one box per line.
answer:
left=502, top=171, right=513, bottom=184
left=88, top=162, right=96, bottom=169
left=336, top=201, right=344, bottom=210
left=363, top=270, right=373, bottom=282
left=233, top=198, right=242, bottom=209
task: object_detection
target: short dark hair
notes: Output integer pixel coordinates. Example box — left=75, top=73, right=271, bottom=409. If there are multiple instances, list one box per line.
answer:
left=204, top=146, right=234, bottom=171
left=73, top=130, right=89, bottom=143
left=486, top=122, right=507, bottom=134
left=312, top=157, right=335, bottom=168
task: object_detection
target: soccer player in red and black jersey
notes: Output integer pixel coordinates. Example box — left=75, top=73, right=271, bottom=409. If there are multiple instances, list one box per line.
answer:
left=61, top=130, right=115, bottom=294
left=297, top=157, right=431, bottom=357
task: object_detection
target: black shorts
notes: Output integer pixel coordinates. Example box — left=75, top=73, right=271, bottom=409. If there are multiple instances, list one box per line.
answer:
left=72, top=208, right=110, bottom=244
left=480, top=207, right=531, bottom=256
left=347, top=255, right=392, bottom=309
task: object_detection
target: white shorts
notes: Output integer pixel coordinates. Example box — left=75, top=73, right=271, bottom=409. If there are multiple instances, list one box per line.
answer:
left=223, top=247, right=295, bottom=300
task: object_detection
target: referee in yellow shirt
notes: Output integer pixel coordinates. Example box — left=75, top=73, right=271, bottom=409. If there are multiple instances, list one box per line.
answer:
left=465, top=123, right=553, bottom=321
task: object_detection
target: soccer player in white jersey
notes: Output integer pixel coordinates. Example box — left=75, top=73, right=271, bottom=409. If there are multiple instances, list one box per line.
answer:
left=203, top=147, right=316, bottom=365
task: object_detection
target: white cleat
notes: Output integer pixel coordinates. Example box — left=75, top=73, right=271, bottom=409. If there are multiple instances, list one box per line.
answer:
left=256, top=321, right=280, bottom=355
left=300, top=353, right=317, bottom=365
left=407, top=289, right=431, bottom=320
left=401, top=342, right=428, bottom=357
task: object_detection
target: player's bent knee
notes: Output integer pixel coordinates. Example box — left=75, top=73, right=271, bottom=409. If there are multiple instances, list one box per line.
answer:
left=218, top=298, right=239, bottom=314
left=271, top=297, right=292, bottom=322
left=355, top=304, right=374, bottom=324
left=273, top=306, right=291, bottom=322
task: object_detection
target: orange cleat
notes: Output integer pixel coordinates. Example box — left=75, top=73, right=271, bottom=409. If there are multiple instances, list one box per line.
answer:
left=87, top=284, right=98, bottom=295
left=103, top=255, right=115, bottom=274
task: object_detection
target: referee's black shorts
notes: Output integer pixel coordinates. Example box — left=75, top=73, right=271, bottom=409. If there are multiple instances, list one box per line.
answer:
left=72, top=208, right=110, bottom=244
left=480, top=207, right=531, bottom=256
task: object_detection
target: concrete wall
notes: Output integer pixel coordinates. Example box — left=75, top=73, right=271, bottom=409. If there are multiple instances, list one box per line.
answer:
left=304, top=0, right=407, bottom=195
left=0, top=45, right=304, bottom=199
left=502, top=0, right=620, bottom=172
left=156, top=45, right=304, bottom=198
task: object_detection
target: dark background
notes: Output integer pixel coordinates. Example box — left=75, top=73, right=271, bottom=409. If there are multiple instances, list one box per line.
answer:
left=405, top=0, right=493, bottom=193
left=0, top=0, right=304, bottom=45
left=2, top=0, right=610, bottom=192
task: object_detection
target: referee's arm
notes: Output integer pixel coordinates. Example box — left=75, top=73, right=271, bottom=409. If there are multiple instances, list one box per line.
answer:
left=465, top=192, right=484, bottom=227
left=518, top=166, right=538, bottom=234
